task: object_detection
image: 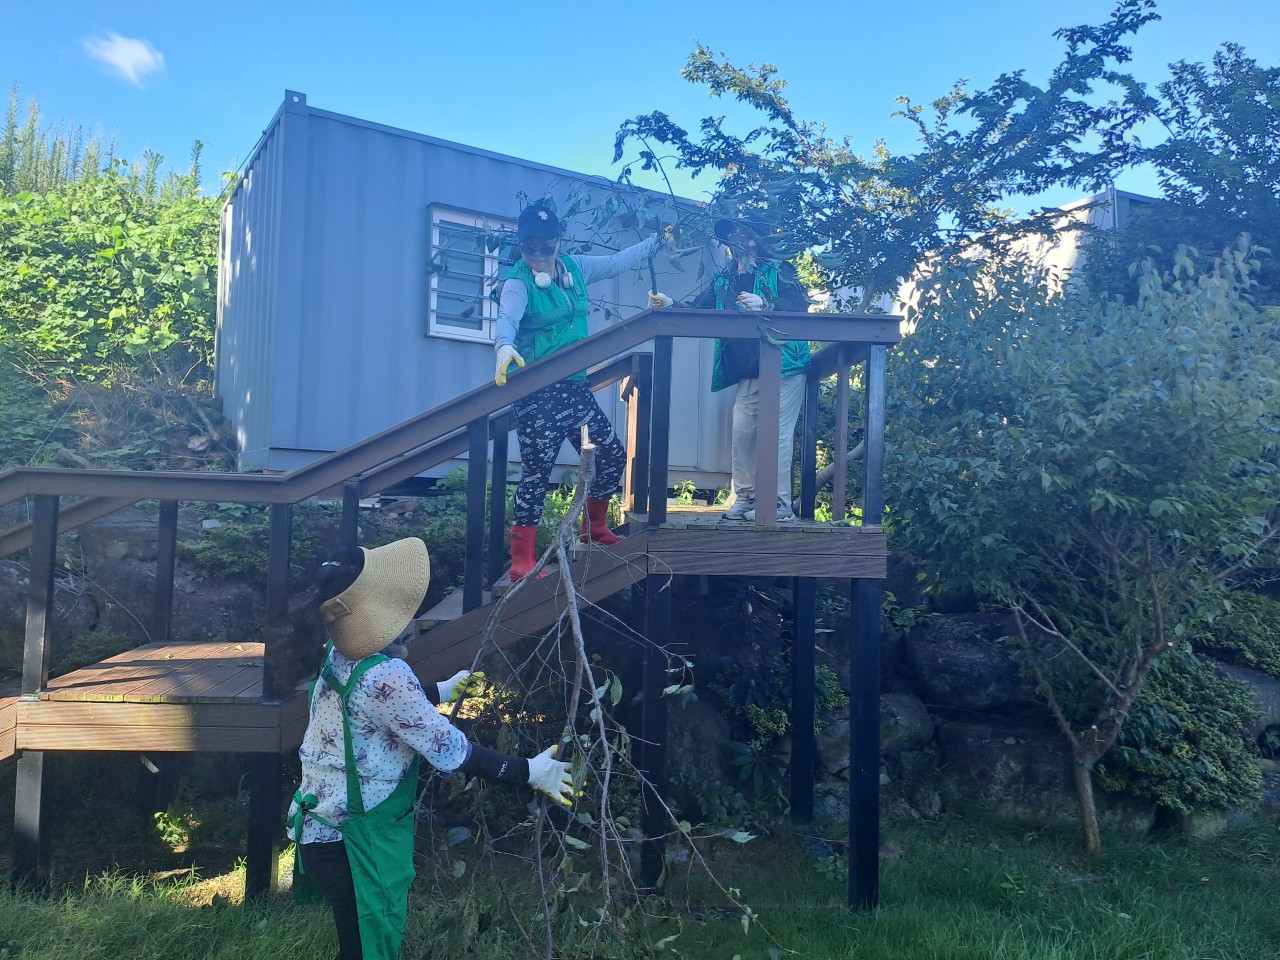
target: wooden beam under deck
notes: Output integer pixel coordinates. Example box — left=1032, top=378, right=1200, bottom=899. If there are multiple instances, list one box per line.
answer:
left=16, top=699, right=285, bottom=753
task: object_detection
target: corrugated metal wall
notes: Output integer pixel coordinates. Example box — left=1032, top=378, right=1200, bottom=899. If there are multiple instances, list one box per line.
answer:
left=217, top=91, right=733, bottom=486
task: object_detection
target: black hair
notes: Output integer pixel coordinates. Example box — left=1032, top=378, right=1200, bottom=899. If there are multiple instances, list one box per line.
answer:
left=316, top=543, right=365, bottom=603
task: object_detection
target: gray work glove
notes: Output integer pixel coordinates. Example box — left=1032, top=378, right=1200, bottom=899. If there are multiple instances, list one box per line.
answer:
left=495, top=344, right=525, bottom=386
left=527, top=745, right=573, bottom=806
left=436, top=670, right=484, bottom=704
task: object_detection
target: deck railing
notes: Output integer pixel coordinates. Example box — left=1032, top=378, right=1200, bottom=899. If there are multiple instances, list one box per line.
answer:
left=1, top=308, right=899, bottom=702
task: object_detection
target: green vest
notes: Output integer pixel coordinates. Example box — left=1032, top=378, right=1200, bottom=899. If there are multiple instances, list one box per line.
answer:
left=504, top=256, right=590, bottom=380
left=709, top=261, right=811, bottom=393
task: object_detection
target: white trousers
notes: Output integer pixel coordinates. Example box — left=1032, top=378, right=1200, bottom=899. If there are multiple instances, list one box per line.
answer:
left=730, top=372, right=806, bottom=510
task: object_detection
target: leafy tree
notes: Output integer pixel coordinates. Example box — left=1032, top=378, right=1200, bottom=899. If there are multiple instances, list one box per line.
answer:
left=887, top=240, right=1280, bottom=851
left=613, top=0, right=1159, bottom=308
left=1079, top=43, right=1280, bottom=303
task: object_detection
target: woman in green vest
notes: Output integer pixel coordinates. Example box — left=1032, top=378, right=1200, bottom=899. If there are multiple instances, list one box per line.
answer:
left=288, top=538, right=573, bottom=959
left=493, top=202, right=669, bottom=581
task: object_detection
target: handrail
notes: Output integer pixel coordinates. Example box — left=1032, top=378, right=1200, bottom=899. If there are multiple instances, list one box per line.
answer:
left=0, top=309, right=899, bottom=509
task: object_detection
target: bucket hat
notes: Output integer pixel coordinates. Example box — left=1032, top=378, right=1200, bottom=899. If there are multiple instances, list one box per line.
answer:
left=319, top=537, right=430, bottom=660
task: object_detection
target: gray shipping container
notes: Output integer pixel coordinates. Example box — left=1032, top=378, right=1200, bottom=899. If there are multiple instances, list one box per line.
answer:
left=216, top=90, right=735, bottom=490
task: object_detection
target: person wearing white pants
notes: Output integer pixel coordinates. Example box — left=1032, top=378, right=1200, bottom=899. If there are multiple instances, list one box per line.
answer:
left=729, top=370, right=808, bottom=521
left=651, top=214, right=811, bottom=522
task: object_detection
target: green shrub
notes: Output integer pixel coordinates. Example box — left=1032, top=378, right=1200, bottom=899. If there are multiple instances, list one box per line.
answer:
left=1098, top=648, right=1263, bottom=814
left=1194, top=590, right=1280, bottom=678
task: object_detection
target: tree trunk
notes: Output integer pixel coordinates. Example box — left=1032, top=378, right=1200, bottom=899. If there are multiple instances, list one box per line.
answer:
left=1073, top=751, right=1102, bottom=854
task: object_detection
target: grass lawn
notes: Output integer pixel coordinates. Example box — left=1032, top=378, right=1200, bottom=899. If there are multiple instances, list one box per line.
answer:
left=2, top=813, right=1277, bottom=959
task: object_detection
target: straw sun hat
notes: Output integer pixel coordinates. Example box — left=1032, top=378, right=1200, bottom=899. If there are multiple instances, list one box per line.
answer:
left=319, top=537, right=431, bottom=660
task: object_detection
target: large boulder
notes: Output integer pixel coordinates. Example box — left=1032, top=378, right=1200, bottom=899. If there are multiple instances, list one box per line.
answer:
left=903, top=612, right=1040, bottom=715
left=1216, top=662, right=1280, bottom=739
left=934, top=719, right=1155, bottom=833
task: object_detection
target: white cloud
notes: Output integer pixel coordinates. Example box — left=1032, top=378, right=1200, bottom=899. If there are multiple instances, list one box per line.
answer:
left=83, top=33, right=165, bottom=87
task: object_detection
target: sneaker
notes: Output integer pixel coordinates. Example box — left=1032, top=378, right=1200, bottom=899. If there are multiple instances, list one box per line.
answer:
left=745, top=499, right=795, bottom=522
left=722, top=496, right=754, bottom=521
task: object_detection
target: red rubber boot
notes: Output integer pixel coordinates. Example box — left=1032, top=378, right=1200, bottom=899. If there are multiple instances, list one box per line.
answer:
left=508, top=525, right=547, bottom=581
left=578, top=498, right=624, bottom=546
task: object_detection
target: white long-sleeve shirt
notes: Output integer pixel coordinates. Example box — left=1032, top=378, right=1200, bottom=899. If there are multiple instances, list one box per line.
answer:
left=493, top=235, right=662, bottom=351
left=287, top=649, right=471, bottom=844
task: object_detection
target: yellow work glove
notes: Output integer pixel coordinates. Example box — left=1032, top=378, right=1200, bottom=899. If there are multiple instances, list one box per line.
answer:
left=495, top=344, right=525, bottom=386
left=436, top=670, right=485, bottom=704
left=736, top=291, right=766, bottom=311
left=527, top=745, right=573, bottom=806
left=648, top=292, right=673, bottom=309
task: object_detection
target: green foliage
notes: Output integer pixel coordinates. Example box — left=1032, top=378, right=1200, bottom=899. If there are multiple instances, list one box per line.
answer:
left=887, top=241, right=1280, bottom=843
left=1194, top=591, right=1280, bottom=677
left=669, top=766, right=751, bottom=828
left=727, top=739, right=789, bottom=808
left=815, top=663, right=848, bottom=714
left=1097, top=648, right=1262, bottom=814
left=1078, top=43, right=1280, bottom=305
left=672, top=478, right=697, bottom=506
left=742, top=703, right=789, bottom=746
left=890, top=241, right=1280, bottom=610
left=0, top=160, right=218, bottom=387
left=0, top=85, right=113, bottom=194
left=179, top=506, right=320, bottom=583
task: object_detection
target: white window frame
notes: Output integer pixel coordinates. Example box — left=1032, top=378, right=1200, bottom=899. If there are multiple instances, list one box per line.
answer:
left=426, top=205, right=515, bottom=343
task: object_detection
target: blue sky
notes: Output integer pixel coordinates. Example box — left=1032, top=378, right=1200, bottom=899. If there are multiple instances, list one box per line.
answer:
left=6, top=0, right=1278, bottom=212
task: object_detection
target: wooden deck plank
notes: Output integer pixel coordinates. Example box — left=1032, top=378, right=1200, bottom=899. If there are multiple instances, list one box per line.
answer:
left=651, top=552, right=887, bottom=578
left=45, top=642, right=266, bottom=703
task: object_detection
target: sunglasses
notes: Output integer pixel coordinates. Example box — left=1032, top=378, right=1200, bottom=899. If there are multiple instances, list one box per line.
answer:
left=520, top=239, right=559, bottom=256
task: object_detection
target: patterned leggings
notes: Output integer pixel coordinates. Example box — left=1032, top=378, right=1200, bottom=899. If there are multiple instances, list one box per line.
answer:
left=511, top=379, right=626, bottom=526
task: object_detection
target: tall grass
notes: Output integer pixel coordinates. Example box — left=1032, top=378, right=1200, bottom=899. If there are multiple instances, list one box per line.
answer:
left=2, top=815, right=1277, bottom=959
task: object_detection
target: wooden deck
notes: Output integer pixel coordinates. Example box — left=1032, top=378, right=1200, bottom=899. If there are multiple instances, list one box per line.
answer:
left=0, top=513, right=887, bottom=764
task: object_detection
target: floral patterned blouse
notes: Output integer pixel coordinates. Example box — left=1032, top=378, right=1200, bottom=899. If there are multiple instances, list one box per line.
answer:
left=287, top=648, right=471, bottom=844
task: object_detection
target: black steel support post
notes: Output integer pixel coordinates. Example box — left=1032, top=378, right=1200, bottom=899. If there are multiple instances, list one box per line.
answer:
left=154, top=499, right=179, bottom=644
left=790, top=577, right=817, bottom=825
left=245, top=752, right=283, bottom=900
left=12, top=494, right=58, bottom=888
left=799, top=376, right=820, bottom=519
left=646, top=338, right=673, bottom=529
left=464, top=417, right=488, bottom=612
left=849, top=344, right=887, bottom=910
left=262, top=503, right=293, bottom=703
left=340, top=479, right=361, bottom=546
left=638, top=574, right=672, bottom=891
left=849, top=578, right=882, bottom=910
left=487, top=412, right=510, bottom=588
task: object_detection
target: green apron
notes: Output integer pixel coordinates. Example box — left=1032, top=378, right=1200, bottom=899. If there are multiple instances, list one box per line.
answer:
left=292, top=652, right=421, bottom=960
